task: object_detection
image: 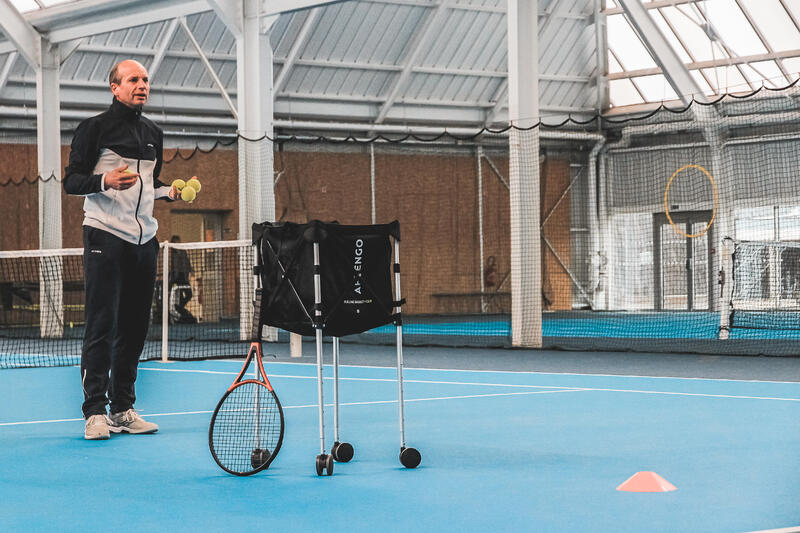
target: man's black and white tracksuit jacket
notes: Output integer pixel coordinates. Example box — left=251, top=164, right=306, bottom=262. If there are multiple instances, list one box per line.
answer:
left=64, top=97, right=172, bottom=244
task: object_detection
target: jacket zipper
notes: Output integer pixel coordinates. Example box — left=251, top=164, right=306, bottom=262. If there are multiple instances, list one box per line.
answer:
left=132, top=122, right=144, bottom=245
left=135, top=160, right=143, bottom=244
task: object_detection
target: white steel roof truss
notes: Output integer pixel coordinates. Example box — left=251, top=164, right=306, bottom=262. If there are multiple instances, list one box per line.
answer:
left=0, top=0, right=40, bottom=66
left=206, top=0, right=242, bottom=37
left=0, top=50, right=17, bottom=94
left=178, top=15, right=237, bottom=119
left=58, top=37, right=83, bottom=65
left=483, top=77, right=507, bottom=126
left=42, top=1, right=210, bottom=44
left=279, top=57, right=401, bottom=71
left=148, top=18, right=180, bottom=80
left=261, top=0, right=343, bottom=17
left=274, top=8, right=320, bottom=93
left=374, top=0, right=448, bottom=123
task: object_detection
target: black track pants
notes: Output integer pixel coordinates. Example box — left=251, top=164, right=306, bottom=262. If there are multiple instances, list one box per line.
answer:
left=81, top=226, right=158, bottom=418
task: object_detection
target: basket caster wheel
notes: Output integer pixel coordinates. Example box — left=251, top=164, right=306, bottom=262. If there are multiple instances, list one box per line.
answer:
left=331, top=441, right=354, bottom=463
left=251, top=448, right=271, bottom=470
left=399, top=446, right=421, bottom=469
left=316, top=453, right=334, bottom=476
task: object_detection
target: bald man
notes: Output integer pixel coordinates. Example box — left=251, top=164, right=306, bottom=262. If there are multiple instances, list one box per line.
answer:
left=64, top=60, right=180, bottom=440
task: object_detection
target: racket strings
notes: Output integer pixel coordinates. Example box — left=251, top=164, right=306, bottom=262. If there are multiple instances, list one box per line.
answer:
left=210, top=381, right=282, bottom=474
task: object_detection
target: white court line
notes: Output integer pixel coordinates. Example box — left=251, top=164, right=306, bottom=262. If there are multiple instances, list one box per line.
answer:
left=574, top=387, right=800, bottom=402
left=745, top=527, right=800, bottom=533
left=7, top=356, right=800, bottom=385
left=0, top=388, right=582, bottom=427
left=180, top=359, right=800, bottom=385
left=140, top=367, right=576, bottom=390
left=138, top=367, right=800, bottom=402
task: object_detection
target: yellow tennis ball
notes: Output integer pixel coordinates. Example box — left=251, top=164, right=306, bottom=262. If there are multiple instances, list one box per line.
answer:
left=172, top=179, right=186, bottom=190
left=181, top=186, right=197, bottom=203
left=187, top=178, right=202, bottom=192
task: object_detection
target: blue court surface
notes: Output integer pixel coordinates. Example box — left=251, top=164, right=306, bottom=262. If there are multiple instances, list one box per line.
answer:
left=0, top=347, right=798, bottom=533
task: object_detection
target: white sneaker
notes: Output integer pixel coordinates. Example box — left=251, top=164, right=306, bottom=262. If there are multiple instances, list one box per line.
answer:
left=84, top=414, right=116, bottom=440
left=109, top=409, right=159, bottom=434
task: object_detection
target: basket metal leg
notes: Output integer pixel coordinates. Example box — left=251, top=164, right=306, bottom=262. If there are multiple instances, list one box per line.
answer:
left=393, top=238, right=420, bottom=468
left=315, top=328, right=325, bottom=455
left=333, top=337, right=340, bottom=443
left=313, top=242, right=326, bottom=455
left=393, top=239, right=406, bottom=448
left=395, top=324, right=406, bottom=447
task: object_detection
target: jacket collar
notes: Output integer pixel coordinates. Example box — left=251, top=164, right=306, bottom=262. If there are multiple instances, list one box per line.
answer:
left=109, top=97, right=142, bottom=121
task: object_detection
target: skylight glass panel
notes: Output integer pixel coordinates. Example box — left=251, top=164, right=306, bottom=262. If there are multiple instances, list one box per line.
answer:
left=651, top=9, right=692, bottom=63
left=660, top=6, right=716, bottom=62
left=609, top=78, right=644, bottom=107
left=689, top=70, right=715, bottom=96
left=10, top=0, right=41, bottom=12
left=632, top=74, right=678, bottom=102
left=701, top=0, right=766, bottom=57
left=749, top=60, right=789, bottom=86
left=738, top=63, right=767, bottom=86
left=608, top=50, right=623, bottom=74
left=739, top=0, right=800, bottom=52
left=700, top=65, right=750, bottom=93
left=783, top=1, right=800, bottom=28
left=782, top=58, right=800, bottom=79
left=607, top=13, right=657, bottom=71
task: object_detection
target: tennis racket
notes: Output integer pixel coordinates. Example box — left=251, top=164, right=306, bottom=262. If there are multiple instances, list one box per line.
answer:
left=208, top=340, right=285, bottom=476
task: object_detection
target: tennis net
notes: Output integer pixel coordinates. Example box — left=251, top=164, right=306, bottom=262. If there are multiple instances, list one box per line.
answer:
left=0, top=240, right=255, bottom=368
left=4, top=83, right=800, bottom=360
left=729, top=239, right=800, bottom=333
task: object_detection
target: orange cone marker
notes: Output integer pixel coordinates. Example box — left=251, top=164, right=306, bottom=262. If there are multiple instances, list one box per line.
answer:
left=616, top=471, right=677, bottom=492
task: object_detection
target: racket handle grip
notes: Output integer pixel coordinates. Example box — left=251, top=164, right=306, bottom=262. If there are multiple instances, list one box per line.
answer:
left=251, top=288, right=262, bottom=341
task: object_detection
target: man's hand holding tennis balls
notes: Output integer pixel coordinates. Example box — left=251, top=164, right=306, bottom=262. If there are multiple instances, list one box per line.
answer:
left=104, top=164, right=139, bottom=190
left=170, top=176, right=202, bottom=202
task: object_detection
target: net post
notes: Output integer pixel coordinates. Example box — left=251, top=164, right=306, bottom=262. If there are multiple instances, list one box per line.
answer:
left=240, top=245, right=255, bottom=341
left=161, top=241, right=169, bottom=362
left=595, top=150, right=609, bottom=310
left=718, top=237, right=733, bottom=340
left=477, top=145, right=486, bottom=313
left=711, top=134, right=733, bottom=338
left=588, top=139, right=606, bottom=309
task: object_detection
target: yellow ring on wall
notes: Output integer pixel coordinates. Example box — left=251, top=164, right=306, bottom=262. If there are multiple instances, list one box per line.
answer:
left=664, top=164, right=718, bottom=238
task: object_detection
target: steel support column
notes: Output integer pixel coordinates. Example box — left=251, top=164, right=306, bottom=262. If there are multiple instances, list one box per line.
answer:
left=235, top=0, right=276, bottom=340
left=37, top=40, right=64, bottom=338
left=36, top=40, right=62, bottom=250
left=507, top=0, right=541, bottom=348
